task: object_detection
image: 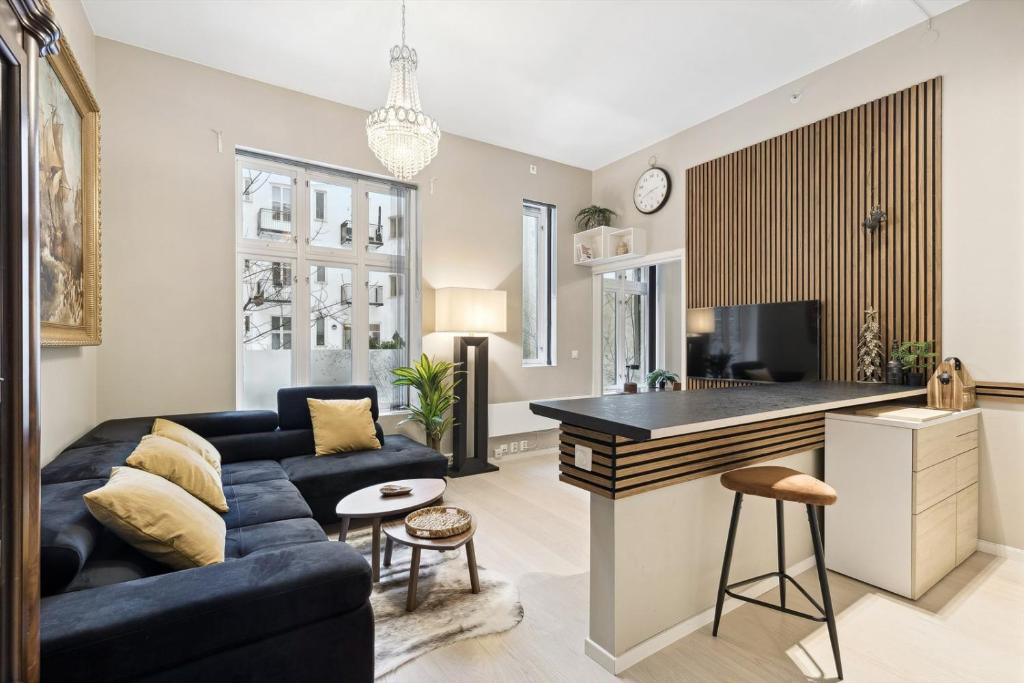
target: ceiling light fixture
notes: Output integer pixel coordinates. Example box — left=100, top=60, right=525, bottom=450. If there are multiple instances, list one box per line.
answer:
left=366, top=0, right=441, bottom=181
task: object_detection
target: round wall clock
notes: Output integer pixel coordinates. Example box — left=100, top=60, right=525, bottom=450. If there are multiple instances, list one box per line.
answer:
left=633, top=166, right=671, bottom=214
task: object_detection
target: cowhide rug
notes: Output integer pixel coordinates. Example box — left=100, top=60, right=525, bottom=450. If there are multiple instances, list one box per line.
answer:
left=335, top=526, right=524, bottom=678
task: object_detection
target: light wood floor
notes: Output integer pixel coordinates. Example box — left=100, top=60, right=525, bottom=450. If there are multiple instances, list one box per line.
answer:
left=343, top=453, right=1024, bottom=683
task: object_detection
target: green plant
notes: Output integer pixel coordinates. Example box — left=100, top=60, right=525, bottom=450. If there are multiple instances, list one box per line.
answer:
left=574, top=205, right=617, bottom=232
left=391, top=354, right=463, bottom=450
left=893, top=340, right=936, bottom=372
left=645, top=369, right=680, bottom=387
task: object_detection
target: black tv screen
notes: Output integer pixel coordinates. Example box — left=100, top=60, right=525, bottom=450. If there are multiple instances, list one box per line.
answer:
left=687, top=300, right=820, bottom=382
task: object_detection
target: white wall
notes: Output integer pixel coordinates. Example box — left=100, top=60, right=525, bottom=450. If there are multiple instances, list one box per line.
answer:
left=592, top=0, right=1024, bottom=548
left=93, top=38, right=594, bottom=426
left=40, top=0, right=98, bottom=465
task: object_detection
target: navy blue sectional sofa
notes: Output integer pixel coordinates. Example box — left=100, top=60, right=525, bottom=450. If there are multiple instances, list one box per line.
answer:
left=39, top=385, right=449, bottom=682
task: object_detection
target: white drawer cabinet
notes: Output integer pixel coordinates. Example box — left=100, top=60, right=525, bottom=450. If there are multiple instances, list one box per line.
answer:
left=824, top=408, right=980, bottom=599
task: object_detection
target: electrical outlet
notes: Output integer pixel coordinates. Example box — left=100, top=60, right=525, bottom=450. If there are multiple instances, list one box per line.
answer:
left=520, top=440, right=529, bottom=451
left=510, top=442, right=519, bottom=454
left=494, top=444, right=509, bottom=460
left=529, top=164, right=537, bottom=175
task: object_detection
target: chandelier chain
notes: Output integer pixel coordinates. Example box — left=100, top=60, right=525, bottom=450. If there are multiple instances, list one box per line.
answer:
left=401, top=0, right=406, bottom=47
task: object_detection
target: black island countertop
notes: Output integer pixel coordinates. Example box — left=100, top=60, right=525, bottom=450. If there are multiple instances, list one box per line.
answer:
left=529, top=381, right=926, bottom=441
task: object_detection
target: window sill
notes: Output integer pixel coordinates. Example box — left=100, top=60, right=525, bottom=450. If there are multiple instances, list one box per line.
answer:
left=522, top=362, right=557, bottom=369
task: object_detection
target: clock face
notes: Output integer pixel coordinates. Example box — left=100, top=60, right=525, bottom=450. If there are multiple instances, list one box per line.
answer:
left=634, top=167, right=671, bottom=214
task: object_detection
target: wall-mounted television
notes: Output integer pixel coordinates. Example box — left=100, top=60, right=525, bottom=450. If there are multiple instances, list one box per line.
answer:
left=686, top=300, right=820, bottom=382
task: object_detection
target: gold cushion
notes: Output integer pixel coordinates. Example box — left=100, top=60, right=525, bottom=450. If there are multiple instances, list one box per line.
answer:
left=307, top=398, right=381, bottom=456
left=84, top=467, right=226, bottom=569
left=720, top=465, right=838, bottom=506
left=126, top=434, right=228, bottom=512
left=152, top=418, right=222, bottom=473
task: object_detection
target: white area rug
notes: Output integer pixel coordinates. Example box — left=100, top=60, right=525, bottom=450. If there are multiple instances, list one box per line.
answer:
left=341, top=528, right=524, bottom=678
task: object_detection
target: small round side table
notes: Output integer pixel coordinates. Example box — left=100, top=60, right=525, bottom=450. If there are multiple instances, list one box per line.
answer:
left=383, top=515, right=479, bottom=612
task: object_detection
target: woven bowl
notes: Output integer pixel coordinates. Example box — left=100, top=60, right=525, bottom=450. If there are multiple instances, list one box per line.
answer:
left=405, top=506, right=472, bottom=539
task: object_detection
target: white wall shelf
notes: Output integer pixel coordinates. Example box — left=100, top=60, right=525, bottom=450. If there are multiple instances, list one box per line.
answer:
left=574, top=226, right=646, bottom=266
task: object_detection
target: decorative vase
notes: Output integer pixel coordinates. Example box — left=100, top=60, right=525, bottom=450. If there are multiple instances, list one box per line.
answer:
left=886, top=361, right=903, bottom=385
left=672, top=381, right=682, bottom=391
left=624, top=382, right=638, bottom=394
left=658, top=380, right=668, bottom=390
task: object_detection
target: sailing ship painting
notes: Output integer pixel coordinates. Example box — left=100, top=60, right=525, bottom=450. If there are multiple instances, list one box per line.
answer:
left=40, top=58, right=85, bottom=328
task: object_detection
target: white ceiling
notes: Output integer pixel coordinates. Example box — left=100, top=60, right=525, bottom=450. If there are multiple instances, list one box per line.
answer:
left=81, top=0, right=967, bottom=170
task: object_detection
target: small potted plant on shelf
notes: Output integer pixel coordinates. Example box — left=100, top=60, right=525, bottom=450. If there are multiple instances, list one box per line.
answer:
left=893, top=341, right=936, bottom=387
left=391, top=354, right=463, bottom=451
left=574, top=205, right=617, bottom=232
left=646, top=369, right=680, bottom=391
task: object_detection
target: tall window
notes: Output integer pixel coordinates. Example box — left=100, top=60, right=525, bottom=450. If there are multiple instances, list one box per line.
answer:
left=522, top=200, right=556, bottom=366
left=236, top=152, right=418, bottom=411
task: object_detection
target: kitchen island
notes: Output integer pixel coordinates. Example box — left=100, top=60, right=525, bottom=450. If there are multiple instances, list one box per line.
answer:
left=529, top=382, right=925, bottom=673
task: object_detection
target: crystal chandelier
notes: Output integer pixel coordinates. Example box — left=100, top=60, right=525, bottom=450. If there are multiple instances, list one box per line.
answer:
left=366, top=0, right=440, bottom=180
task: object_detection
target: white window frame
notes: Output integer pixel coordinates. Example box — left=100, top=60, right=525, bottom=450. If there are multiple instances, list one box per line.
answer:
left=522, top=200, right=557, bottom=367
left=234, top=153, right=421, bottom=412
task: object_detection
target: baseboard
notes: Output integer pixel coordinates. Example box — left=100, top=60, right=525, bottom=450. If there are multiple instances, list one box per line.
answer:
left=585, top=554, right=817, bottom=675
left=978, top=539, right=1024, bottom=561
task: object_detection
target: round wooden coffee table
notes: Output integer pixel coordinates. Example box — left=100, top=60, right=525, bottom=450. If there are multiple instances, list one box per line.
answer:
left=335, top=478, right=446, bottom=582
left=383, top=515, right=479, bottom=612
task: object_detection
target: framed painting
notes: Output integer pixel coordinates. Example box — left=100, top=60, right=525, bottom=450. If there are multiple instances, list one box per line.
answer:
left=39, top=28, right=100, bottom=346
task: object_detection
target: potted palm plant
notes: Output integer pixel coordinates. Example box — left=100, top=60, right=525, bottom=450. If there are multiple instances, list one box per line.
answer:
left=574, top=205, right=617, bottom=232
left=391, top=354, right=463, bottom=451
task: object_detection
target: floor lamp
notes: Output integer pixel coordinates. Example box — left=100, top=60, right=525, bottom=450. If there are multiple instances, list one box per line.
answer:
left=435, top=287, right=507, bottom=477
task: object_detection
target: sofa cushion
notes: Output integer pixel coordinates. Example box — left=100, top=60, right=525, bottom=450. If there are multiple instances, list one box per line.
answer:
left=222, top=478, right=312, bottom=529
left=277, top=385, right=379, bottom=430
left=307, top=397, right=381, bottom=455
left=225, top=518, right=329, bottom=559
left=127, top=435, right=228, bottom=512
left=41, top=441, right=134, bottom=485
left=152, top=418, right=223, bottom=473
left=41, top=479, right=106, bottom=596
left=69, top=411, right=280, bottom=450
left=220, top=460, right=289, bottom=486
left=209, top=429, right=317, bottom=465
left=65, top=529, right=170, bottom=592
left=281, top=434, right=449, bottom=522
left=84, top=467, right=227, bottom=570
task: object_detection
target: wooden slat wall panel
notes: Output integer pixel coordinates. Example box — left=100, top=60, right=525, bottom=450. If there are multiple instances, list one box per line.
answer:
left=975, top=381, right=1024, bottom=401
left=685, top=79, right=942, bottom=382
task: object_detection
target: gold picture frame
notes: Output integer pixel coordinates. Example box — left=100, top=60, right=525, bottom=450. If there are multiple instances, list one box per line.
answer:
left=39, top=27, right=100, bottom=346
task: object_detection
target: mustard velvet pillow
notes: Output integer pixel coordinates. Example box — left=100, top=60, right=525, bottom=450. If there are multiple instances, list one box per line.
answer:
left=307, top=398, right=381, bottom=456
left=152, top=418, right=222, bottom=473
left=83, top=467, right=226, bottom=569
left=126, top=434, right=228, bottom=513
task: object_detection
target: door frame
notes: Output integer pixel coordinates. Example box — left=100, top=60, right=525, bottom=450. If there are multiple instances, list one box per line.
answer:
left=590, top=249, right=684, bottom=396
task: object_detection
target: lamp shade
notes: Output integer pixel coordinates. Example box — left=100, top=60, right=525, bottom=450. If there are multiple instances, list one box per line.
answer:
left=687, top=308, right=715, bottom=335
left=435, top=288, right=507, bottom=333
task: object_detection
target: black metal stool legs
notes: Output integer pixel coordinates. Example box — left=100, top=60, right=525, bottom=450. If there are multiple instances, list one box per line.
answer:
left=712, top=492, right=743, bottom=636
left=776, top=499, right=786, bottom=609
left=807, top=504, right=843, bottom=680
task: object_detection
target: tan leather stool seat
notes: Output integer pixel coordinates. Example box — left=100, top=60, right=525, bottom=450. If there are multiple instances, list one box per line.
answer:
left=720, top=466, right=837, bottom=506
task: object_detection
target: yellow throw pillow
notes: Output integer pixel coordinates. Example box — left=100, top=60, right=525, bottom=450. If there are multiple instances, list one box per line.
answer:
left=307, top=397, right=381, bottom=456
left=127, top=434, right=228, bottom=513
left=84, top=467, right=226, bottom=570
left=152, top=418, right=222, bottom=473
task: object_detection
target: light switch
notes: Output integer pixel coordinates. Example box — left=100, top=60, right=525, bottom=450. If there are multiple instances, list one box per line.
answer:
left=571, top=349, right=579, bottom=359
left=575, top=444, right=593, bottom=472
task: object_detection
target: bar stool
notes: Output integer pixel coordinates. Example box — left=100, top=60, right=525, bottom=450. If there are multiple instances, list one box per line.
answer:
left=712, top=465, right=843, bottom=680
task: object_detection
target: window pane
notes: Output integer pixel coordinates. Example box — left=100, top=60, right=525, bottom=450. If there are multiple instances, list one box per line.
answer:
left=366, top=187, right=404, bottom=256
left=522, top=202, right=553, bottom=365
left=241, top=257, right=294, bottom=409
left=310, top=180, right=353, bottom=251
left=602, top=289, right=617, bottom=390
left=310, top=264, right=353, bottom=385
left=368, top=269, right=408, bottom=411
left=240, top=167, right=294, bottom=243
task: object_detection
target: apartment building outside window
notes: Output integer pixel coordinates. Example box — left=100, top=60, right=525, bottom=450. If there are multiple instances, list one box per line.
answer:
left=236, top=151, right=419, bottom=411
left=522, top=200, right=556, bottom=366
